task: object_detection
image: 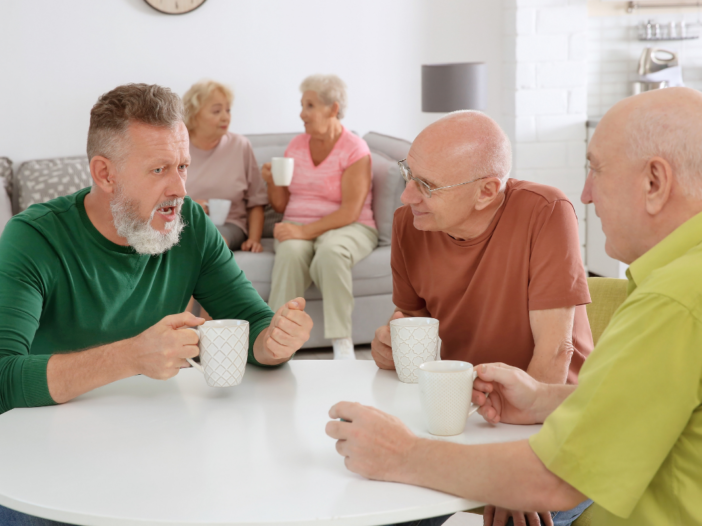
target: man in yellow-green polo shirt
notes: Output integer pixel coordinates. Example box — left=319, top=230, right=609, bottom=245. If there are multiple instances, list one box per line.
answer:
left=324, top=86, right=702, bottom=526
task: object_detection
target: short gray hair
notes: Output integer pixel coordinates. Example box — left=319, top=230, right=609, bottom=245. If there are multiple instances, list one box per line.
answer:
left=182, top=80, right=234, bottom=132
left=87, top=83, right=184, bottom=165
left=300, top=74, right=348, bottom=119
left=626, top=104, right=702, bottom=200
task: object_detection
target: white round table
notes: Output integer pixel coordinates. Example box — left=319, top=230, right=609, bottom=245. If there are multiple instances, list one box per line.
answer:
left=0, top=361, right=541, bottom=526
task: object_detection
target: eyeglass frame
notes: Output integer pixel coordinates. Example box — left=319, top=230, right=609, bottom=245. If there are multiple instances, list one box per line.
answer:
left=397, top=158, right=489, bottom=198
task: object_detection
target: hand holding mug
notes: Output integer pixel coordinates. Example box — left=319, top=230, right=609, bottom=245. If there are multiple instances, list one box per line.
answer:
left=259, top=297, right=313, bottom=364
left=473, top=363, right=544, bottom=425
left=261, top=162, right=274, bottom=185
left=129, top=312, right=205, bottom=380
left=371, top=310, right=407, bottom=370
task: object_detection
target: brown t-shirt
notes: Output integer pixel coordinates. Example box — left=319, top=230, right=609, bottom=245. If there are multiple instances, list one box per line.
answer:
left=392, top=179, right=593, bottom=384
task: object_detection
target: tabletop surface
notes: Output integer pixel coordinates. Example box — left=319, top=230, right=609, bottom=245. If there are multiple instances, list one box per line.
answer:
left=0, top=361, right=541, bottom=526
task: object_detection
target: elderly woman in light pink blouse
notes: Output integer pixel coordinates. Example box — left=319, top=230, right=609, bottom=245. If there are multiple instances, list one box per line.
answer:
left=261, top=74, right=378, bottom=360
left=184, top=80, right=267, bottom=252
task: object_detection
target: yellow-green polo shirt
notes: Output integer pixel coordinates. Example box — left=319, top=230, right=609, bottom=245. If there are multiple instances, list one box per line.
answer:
left=530, top=211, right=702, bottom=525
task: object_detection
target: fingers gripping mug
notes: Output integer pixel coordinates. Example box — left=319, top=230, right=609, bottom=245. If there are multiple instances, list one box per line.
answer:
left=418, top=361, right=481, bottom=436
left=186, top=320, right=249, bottom=387
left=390, top=317, right=442, bottom=383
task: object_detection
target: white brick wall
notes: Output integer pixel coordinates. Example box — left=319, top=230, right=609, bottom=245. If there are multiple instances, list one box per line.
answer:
left=503, top=0, right=588, bottom=249
left=588, top=14, right=702, bottom=117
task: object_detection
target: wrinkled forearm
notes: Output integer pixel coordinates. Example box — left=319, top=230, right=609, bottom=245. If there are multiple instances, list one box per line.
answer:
left=267, top=185, right=290, bottom=213
left=526, top=341, right=574, bottom=384
left=398, top=439, right=586, bottom=512
left=46, top=339, right=136, bottom=404
left=247, top=206, right=264, bottom=242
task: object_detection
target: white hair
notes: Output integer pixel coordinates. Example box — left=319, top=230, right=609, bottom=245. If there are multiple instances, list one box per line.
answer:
left=300, top=74, right=348, bottom=119
left=110, top=183, right=185, bottom=256
left=626, top=105, right=702, bottom=200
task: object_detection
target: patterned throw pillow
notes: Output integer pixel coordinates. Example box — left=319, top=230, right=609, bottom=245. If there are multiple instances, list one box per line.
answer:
left=16, top=157, right=92, bottom=212
left=0, top=157, right=12, bottom=198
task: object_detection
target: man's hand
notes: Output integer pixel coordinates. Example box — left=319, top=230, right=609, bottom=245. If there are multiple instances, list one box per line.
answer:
left=472, top=363, right=546, bottom=425
left=326, top=401, right=419, bottom=482
left=129, top=312, right=205, bottom=380
left=273, top=222, right=309, bottom=242
left=371, top=311, right=408, bottom=370
left=241, top=238, right=263, bottom=253
left=483, top=505, right=554, bottom=526
left=256, top=297, right=313, bottom=365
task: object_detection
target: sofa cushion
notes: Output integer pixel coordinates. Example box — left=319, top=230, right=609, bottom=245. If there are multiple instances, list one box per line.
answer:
left=233, top=239, right=392, bottom=302
left=15, top=156, right=91, bottom=213
left=370, top=151, right=405, bottom=247
left=363, top=132, right=412, bottom=164
left=0, top=157, right=12, bottom=233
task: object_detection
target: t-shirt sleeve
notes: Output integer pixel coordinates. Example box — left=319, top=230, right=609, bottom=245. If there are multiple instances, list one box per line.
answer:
left=191, top=205, right=276, bottom=366
left=528, top=199, right=590, bottom=310
left=343, top=134, right=371, bottom=169
left=243, top=142, right=268, bottom=209
left=0, top=219, right=56, bottom=414
left=529, top=293, right=702, bottom=518
left=391, top=207, right=425, bottom=312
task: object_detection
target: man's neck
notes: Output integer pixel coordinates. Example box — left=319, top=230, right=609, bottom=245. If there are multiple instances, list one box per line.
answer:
left=84, top=190, right=129, bottom=246
left=635, top=200, right=702, bottom=261
left=444, top=193, right=506, bottom=241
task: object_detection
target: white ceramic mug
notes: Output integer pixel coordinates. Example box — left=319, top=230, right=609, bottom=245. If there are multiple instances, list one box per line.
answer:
left=186, top=320, right=249, bottom=387
left=208, top=199, right=232, bottom=226
left=271, top=157, right=294, bottom=186
left=418, top=361, right=480, bottom=436
left=390, top=317, right=442, bottom=384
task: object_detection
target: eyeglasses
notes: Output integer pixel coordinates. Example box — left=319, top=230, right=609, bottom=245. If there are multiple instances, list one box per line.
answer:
left=397, top=159, right=488, bottom=198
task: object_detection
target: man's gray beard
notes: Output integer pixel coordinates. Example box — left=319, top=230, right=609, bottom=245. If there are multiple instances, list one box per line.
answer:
left=110, top=185, right=185, bottom=256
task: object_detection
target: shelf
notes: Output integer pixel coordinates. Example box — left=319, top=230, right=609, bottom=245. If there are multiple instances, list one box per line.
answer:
left=638, top=35, right=700, bottom=40
left=628, top=1, right=702, bottom=12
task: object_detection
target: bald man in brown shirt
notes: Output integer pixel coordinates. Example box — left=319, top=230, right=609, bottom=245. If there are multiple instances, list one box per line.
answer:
left=371, top=111, right=594, bottom=524
left=372, top=111, right=593, bottom=385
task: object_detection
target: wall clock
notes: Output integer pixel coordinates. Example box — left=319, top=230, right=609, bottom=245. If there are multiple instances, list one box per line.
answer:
left=143, top=0, right=207, bottom=15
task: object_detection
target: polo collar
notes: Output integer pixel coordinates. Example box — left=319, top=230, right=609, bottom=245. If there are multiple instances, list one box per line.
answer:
left=627, top=210, right=702, bottom=294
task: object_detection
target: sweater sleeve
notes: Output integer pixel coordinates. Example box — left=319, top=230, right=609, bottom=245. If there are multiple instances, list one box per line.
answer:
left=0, top=219, right=57, bottom=414
left=191, top=204, right=276, bottom=366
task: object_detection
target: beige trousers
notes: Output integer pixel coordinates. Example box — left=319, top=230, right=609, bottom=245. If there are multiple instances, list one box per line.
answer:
left=269, top=222, right=379, bottom=339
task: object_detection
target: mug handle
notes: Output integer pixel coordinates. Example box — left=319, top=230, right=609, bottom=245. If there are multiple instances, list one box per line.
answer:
left=435, top=337, right=442, bottom=361
left=184, top=327, right=203, bottom=373
left=468, top=369, right=487, bottom=417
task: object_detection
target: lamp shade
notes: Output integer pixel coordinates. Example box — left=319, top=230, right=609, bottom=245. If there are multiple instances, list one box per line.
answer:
left=422, top=62, right=487, bottom=112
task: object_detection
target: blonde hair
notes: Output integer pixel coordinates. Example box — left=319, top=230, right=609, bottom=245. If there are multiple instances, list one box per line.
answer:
left=87, top=83, right=183, bottom=164
left=300, top=74, right=348, bottom=119
left=182, top=80, right=234, bottom=132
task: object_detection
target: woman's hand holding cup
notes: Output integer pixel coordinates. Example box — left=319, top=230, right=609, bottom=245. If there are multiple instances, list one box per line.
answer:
left=261, top=162, right=274, bottom=185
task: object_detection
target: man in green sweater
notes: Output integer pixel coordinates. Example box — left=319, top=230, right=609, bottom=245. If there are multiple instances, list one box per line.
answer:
left=0, top=83, right=313, bottom=417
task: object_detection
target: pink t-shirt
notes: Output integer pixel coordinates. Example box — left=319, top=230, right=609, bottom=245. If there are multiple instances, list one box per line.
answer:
left=283, top=128, right=376, bottom=229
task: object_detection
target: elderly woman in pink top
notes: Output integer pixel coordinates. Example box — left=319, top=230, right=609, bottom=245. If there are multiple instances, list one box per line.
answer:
left=183, top=80, right=267, bottom=252
left=261, top=74, right=378, bottom=360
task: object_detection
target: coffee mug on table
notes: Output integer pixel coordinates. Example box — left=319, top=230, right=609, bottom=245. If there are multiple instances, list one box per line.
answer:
left=186, top=320, right=249, bottom=387
left=418, top=361, right=481, bottom=436
left=390, top=317, right=442, bottom=383
left=271, top=157, right=294, bottom=186
left=208, top=199, right=232, bottom=226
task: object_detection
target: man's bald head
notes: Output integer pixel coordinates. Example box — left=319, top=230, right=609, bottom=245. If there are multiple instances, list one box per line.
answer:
left=602, top=87, right=702, bottom=199
left=412, top=111, right=512, bottom=188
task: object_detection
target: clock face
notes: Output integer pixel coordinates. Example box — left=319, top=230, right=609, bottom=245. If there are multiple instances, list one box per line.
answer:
left=144, top=0, right=207, bottom=15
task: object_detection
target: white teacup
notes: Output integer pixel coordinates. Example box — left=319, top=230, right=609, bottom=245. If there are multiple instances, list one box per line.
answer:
left=186, top=320, right=249, bottom=387
left=208, top=199, right=232, bottom=226
left=271, top=157, right=294, bottom=186
left=390, top=317, right=442, bottom=384
left=418, top=361, right=480, bottom=436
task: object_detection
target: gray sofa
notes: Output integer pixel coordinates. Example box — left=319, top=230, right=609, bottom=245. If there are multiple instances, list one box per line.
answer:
left=0, top=131, right=411, bottom=349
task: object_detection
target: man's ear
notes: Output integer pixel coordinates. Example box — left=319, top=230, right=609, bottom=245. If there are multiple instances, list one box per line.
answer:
left=643, top=156, right=674, bottom=216
left=90, top=156, right=119, bottom=194
left=474, top=178, right=503, bottom=211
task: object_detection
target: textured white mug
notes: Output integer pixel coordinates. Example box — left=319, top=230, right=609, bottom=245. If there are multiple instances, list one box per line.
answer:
left=208, top=199, right=232, bottom=226
left=186, top=320, right=249, bottom=387
left=390, top=317, right=442, bottom=383
left=418, top=361, right=480, bottom=436
left=271, top=157, right=294, bottom=186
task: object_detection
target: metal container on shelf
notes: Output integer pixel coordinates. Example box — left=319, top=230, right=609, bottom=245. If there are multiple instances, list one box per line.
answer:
left=632, top=47, right=683, bottom=95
